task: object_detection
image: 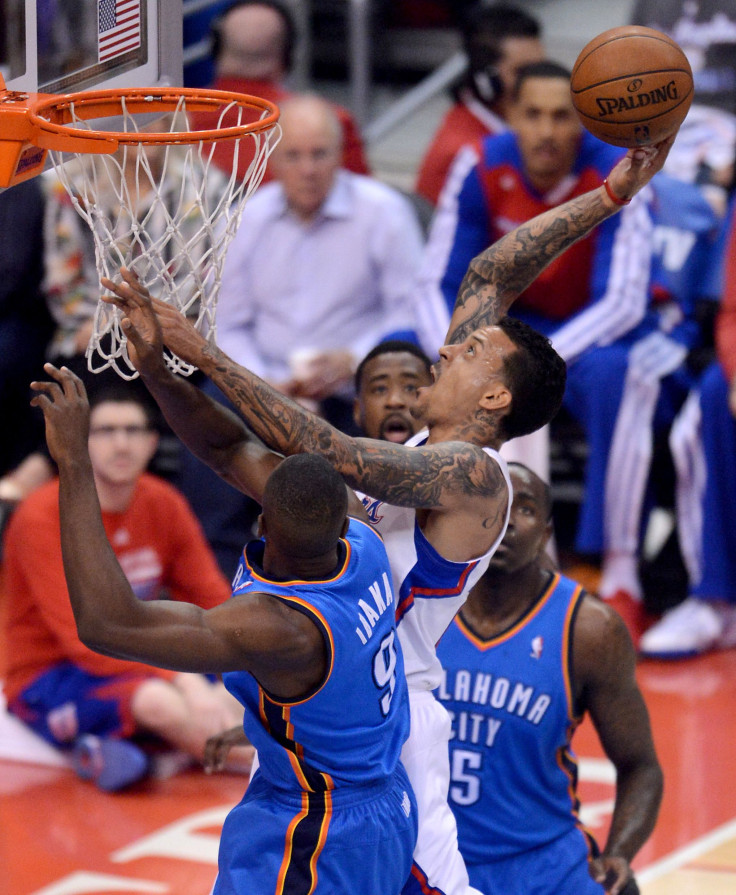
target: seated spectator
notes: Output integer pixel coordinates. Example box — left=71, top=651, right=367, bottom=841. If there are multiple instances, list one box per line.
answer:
left=414, top=61, right=658, bottom=636
left=640, top=196, right=736, bottom=657
left=436, top=463, right=662, bottom=895
left=215, top=93, right=423, bottom=428
left=414, top=3, right=544, bottom=206
left=2, top=384, right=249, bottom=791
left=191, top=0, right=370, bottom=182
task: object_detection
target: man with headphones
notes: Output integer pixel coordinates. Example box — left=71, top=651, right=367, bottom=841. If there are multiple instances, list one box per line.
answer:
left=415, top=4, right=544, bottom=206
left=194, top=0, right=370, bottom=181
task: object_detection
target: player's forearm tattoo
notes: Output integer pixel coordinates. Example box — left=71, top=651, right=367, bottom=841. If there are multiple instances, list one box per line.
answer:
left=347, top=439, right=509, bottom=509
left=202, top=345, right=507, bottom=509
left=448, top=190, right=614, bottom=344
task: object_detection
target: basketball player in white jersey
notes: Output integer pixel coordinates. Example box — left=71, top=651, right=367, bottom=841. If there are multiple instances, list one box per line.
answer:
left=101, top=137, right=673, bottom=895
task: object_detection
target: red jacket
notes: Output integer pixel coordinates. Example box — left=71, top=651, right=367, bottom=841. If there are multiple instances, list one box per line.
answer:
left=717, top=206, right=736, bottom=383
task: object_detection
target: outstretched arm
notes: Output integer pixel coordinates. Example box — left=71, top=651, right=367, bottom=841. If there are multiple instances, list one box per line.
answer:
left=446, top=138, right=675, bottom=345
left=29, top=365, right=325, bottom=698
left=102, top=272, right=505, bottom=514
left=574, top=596, right=663, bottom=895
left=101, top=273, right=281, bottom=504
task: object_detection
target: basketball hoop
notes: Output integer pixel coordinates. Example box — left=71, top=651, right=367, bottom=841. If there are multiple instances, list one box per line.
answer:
left=0, top=78, right=281, bottom=379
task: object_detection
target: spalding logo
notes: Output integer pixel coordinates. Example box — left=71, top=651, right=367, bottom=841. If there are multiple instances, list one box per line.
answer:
left=595, top=80, right=679, bottom=117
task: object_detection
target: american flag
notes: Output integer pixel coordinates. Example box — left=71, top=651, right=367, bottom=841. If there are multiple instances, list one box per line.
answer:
left=98, top=0, right=141, bottom=62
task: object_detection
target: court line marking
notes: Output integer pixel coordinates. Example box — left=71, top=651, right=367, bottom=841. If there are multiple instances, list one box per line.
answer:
left=638, top=815, right=736, bottom=884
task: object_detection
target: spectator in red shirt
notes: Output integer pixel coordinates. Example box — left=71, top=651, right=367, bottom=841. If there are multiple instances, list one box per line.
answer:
left=414, top=3, right=544, bottom=206
left=193, top=0, right=370, bottom=182
left=3, top=384, right=250, bottom=790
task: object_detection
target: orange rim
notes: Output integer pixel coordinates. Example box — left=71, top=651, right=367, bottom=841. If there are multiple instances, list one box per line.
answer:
left=27, top=86, right=280, bottom=151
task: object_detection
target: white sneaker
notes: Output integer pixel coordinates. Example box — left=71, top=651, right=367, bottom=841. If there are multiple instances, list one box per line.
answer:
left=639, top=598, right=726, bottom=658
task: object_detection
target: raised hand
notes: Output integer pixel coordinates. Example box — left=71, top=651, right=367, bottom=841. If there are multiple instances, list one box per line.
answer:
left=30, top=365, right=91, bottom=467
left=101, top=268, right=209, bottom=372
left=605, top=134, right=676, bottom=203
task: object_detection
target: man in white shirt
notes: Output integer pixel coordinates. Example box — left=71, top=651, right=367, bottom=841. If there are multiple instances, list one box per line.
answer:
left=215, top=93, right=424, bottom=428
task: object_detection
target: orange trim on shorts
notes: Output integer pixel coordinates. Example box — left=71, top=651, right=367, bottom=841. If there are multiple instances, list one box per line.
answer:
left=276, top=792, right=310, bottom=894
left=307, top=790, right=332, bottom=893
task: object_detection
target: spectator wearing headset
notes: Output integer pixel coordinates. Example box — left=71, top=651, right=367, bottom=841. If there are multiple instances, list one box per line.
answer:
left=414, top=3, right=544, bottom=206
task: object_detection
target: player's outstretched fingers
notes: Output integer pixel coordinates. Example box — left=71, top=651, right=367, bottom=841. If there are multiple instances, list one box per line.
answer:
left=30, top=364, right=85, bottom=405
left=119, top=266, right=152, bottom=297
left=100, top=276, right=135, bottom=310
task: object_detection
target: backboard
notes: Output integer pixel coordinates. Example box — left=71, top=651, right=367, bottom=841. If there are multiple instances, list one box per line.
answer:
left=1, top=0, right=182, bottom=95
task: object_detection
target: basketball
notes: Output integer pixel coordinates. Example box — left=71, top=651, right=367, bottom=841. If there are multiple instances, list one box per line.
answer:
left=570, top=26, right=693, bottom=148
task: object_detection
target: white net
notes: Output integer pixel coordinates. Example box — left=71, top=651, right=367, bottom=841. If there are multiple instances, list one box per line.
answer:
left=45, top=93, right=281, bottom=379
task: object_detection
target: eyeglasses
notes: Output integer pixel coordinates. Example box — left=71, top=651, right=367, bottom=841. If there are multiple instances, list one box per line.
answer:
left=88, top=425, right=152, bottom=439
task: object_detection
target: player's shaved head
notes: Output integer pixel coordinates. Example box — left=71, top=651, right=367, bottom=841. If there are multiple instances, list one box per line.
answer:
left=262, top=454, right=348, bottom=556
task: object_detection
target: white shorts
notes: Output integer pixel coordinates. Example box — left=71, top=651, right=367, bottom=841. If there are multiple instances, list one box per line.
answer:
left=401, top=689, right=482, bottom=895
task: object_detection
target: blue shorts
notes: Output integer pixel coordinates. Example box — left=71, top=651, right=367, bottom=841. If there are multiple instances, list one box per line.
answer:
left=467, top=827, right=605, bottom=895
left=214, top=763, right=417, bottom=895
left=9, top=662, right=147, bottom=746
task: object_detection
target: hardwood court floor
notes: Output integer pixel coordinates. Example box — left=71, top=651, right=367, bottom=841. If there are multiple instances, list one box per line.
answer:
left=2, top=575, right=736, bottom=893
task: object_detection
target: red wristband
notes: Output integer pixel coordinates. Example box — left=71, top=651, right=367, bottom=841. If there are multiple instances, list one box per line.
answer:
left=603, top=178, right=631, bottom=206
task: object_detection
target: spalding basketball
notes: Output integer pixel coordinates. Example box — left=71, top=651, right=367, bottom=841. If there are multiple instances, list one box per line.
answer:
left=570, top=26, right=693, bottom=148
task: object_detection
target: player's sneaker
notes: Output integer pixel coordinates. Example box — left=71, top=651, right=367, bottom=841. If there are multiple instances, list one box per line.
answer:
left=639, top=598, right=726, bottom=659
left=72, top=735, right=149, bottom=792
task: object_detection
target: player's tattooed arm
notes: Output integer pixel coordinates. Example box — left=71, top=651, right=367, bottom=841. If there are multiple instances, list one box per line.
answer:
left=447, top=190, right=614, bottom=345
left=201, top=344, right=506, bottom=510
left=446, top=138, right=675, bottom=346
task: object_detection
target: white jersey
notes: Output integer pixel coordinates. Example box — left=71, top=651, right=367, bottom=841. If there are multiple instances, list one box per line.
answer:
left=357, top=432, right=511, bottom=692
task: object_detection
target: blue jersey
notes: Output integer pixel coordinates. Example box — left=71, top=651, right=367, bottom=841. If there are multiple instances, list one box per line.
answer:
left=435, top=572, right=590, bottom=862
left=224, top=517, right=410, bottom=791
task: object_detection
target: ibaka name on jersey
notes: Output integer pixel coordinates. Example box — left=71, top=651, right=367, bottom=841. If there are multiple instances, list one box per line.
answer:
left=355, top=571, right=395, bottom=645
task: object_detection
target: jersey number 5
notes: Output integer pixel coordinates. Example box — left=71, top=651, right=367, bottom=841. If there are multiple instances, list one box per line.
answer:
left=450, top=749, right=483, bottom=806
left=373, top=629, right=398, bottom=716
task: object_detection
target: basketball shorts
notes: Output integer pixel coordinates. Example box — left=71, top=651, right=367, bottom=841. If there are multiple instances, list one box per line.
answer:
left=213, top=762, right=417, bottom=895
left=466, top=826, right=607, bottom=895
left=400, top=689, right=483, bottom=895
left=9, top=662, right=145, bottom=745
